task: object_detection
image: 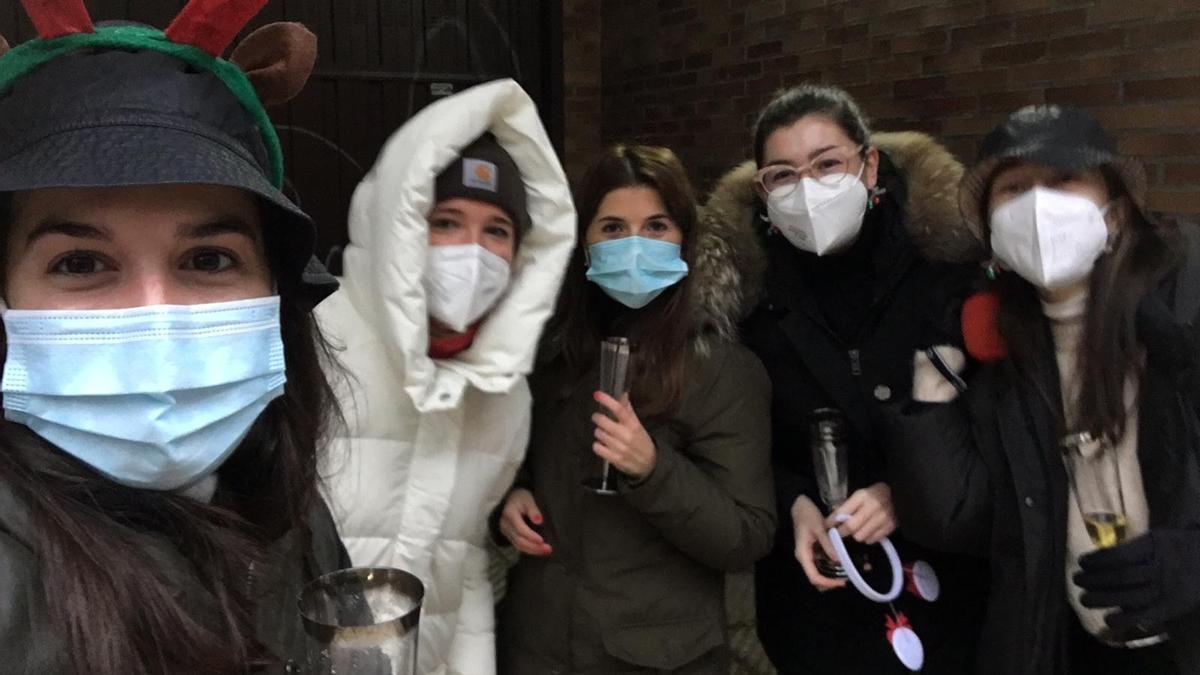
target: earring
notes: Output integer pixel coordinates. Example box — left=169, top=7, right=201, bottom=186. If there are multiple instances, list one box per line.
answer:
left=985, top=260, right=1001, bottom=281
left=866, top=187, right=883, bottom=211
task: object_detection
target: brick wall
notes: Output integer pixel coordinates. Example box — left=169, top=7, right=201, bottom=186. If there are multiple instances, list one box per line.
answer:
left=562, top=0, right=604, bottom=183
left=591, top=0, right=1200, bottom=218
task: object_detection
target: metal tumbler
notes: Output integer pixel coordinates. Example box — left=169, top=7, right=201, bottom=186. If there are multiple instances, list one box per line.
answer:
left=297, top=567, right=425, bottom=675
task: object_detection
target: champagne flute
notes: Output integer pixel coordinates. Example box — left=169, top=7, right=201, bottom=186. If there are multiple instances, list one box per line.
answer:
left=811, top=408, right=849, bottom=577
left=582, top=337, right=630, bottom=495
left=1062, top=432, right=1165, bottom=647
left=1062, top=431, right=1127, bottom=549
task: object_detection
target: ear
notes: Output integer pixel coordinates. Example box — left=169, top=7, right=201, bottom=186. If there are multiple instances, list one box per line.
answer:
left=863, top=146, right=881, bottom=191
left=230, top=22, right=317, bottom=107
left=0, top=36, right=10, bottom=58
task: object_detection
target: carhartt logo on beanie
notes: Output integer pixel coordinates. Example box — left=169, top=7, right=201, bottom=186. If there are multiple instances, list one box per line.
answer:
left=435, top=133, right=530, bottom=235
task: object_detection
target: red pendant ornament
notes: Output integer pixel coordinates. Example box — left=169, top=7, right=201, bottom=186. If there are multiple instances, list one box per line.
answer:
left=885, top=611, right=925, bottom=671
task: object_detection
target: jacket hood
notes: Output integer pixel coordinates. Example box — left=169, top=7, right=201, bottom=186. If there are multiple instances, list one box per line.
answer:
left=330, top=79, right=575, bottom=411
left=702, top=131, right=985, bottom=315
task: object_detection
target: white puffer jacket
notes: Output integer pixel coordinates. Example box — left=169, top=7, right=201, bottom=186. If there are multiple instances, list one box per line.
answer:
left=316, top=79, right=575, bottom=675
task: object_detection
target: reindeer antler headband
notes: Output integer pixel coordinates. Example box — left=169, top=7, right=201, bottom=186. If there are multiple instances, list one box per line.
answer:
left=0, top=0, right=314, bottom=188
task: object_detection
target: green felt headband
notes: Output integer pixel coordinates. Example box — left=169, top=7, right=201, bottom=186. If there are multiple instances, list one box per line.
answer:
left=0, top=24, right=284, bottom=188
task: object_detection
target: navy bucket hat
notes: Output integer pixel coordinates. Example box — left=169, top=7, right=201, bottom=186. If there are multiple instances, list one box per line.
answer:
left=0, top=1, right=336, bottom=305
left=959, top=104, right=1148, bottom=239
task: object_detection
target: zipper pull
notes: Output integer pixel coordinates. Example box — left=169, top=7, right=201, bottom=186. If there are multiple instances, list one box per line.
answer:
left=849, top=349, right=862, bottom=376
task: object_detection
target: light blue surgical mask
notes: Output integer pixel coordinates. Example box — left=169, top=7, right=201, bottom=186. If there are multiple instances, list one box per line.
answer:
left=1, top=296, right=287, bottom=491
left=585, top=236, right=689, bottom=309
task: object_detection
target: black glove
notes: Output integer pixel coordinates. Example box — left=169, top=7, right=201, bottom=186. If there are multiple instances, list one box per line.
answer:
left=1074, top=529, right=1200, bottom=631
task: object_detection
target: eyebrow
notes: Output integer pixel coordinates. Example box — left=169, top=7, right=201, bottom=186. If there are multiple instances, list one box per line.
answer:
left=25, top=221, right=112, bottom=247
left=807, top=144, right=840, bottom=161
left=763, top=144, right=843, bottom=168
left=180, top=217, right=260, bottom=242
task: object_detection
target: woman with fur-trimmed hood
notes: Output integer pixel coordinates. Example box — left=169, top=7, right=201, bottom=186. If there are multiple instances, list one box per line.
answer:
left=707, top=84, right=989, bottom=673
left=494, top=144, right=776, bottom=674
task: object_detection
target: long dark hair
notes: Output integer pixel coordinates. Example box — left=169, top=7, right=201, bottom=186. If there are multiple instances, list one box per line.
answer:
left=547, top=144, right=697, bottom=418
left=0, top=203, right=340, bottom=673
left=991, top=166, right=1179, bottom=440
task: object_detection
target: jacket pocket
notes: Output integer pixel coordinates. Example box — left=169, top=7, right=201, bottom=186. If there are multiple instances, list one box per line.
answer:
left=599, top=615, right=724, bottom=670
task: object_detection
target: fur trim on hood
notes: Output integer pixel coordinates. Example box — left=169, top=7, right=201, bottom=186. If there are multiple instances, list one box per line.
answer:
left=701, top=131, right=985, bottom=319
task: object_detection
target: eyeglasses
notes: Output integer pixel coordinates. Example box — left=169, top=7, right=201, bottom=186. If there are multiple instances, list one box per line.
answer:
left=755, top=145, right=866, bottom=193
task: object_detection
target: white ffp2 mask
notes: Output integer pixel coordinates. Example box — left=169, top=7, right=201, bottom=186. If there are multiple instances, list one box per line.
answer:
left=766, top=168, right=869, bottom=256
left=989, top=187, right=1109, bottom=291
left=424, top=243, right=512, bottom=333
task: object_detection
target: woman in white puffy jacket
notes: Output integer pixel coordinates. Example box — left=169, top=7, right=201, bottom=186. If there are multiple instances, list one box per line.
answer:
left=315, top=79, right=575, bottom=675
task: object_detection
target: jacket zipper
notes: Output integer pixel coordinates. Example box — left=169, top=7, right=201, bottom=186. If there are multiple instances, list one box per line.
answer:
left=848, top=348, right=862, bottom=376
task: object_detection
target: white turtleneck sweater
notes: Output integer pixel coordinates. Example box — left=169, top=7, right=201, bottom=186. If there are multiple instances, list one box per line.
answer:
left=1043, top=291, right=1151, bottom=639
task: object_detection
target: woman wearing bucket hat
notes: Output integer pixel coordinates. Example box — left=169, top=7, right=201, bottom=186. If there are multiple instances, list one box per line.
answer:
left=708, top=83, right=989, bottom=673
left=0, top=1, right=350, bottom=673
left=315, top=80, right=575, bottom=675
left=883, top=104, right=1200, bottom=673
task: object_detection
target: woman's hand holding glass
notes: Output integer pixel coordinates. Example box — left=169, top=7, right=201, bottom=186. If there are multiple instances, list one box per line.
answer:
left=828, top=482, right=898, bottom=546
left=792, top=495, right=848, bottom=591
left=591, top=391, right=657, bottom=480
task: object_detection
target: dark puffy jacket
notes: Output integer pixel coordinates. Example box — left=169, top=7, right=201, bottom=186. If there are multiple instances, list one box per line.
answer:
left=883, top=233, right=1200, bottom=674
left=707, top=132, right=991, bottom=674
left=0, top=450, right=350, bottom=674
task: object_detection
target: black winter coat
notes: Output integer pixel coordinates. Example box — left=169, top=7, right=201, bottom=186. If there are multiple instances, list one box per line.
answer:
left=707, top=131, right=990, bottom=674
left=883, top=240, right=1200, bottom=673
left=0, top=445, right=351, bottom=674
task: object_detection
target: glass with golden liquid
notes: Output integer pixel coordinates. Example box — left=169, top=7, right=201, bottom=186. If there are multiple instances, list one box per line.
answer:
left=1062, top=432, right=1166, bottom=647
left=1062, top=431, right=1127, bottom=549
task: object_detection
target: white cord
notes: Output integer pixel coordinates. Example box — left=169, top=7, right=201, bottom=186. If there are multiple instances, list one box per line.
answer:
left=827, top=515, right=903, bottom=603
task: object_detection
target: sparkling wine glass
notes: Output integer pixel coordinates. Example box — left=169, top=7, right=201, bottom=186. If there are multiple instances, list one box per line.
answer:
left=811, top=408, right=850, bottom=577
left=582, top=337, right=631, bottom=495
left=1062, top=432, right=1166, bottom=647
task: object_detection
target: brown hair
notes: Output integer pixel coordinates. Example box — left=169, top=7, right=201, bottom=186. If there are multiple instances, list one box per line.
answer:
left=546, top=144, right=697, bottom=418
left=989, top=165, right=1178, bottom=440
left=0, top=202, right=340, bottom=673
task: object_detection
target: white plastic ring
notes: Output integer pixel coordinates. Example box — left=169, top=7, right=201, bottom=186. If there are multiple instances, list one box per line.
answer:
left=827, top=515, right=903, bottom=603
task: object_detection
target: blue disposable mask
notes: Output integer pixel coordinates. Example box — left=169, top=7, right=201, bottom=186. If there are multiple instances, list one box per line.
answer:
left=1, top=296, right=287, bottom=491
left=585, top=236, right=689, bottom=309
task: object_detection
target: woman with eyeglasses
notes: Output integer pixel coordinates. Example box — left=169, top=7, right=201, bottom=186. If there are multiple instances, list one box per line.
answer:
left=703, top=83, right=989, bottom=672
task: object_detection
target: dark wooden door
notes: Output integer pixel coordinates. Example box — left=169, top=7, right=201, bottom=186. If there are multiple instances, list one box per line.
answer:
left=0, top=0, right=562, bottom=265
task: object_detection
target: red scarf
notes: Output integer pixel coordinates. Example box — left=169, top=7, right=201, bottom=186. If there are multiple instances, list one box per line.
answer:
left=428, top=325, right=480, bottom=360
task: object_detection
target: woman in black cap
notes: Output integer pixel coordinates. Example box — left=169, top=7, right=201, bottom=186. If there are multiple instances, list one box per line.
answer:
left=885, top=104, right=1200, bottom=673
left=0, top=2, right=348, bottom=673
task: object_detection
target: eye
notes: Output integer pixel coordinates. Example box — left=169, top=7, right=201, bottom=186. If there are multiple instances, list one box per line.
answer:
left=996, top=181, right=1028, bottom=196
left=182, top=249, right=237, bottom=272
left=600, top=222, right=625, bottom=234
left=815, top=158, right=845, bottom=173
left=50, top=251, right=112, bottom=276
left=485, top=223, right=514, bottom=240
left=645, top=218, right=673, bottom=232
left=430, top=217, right=460, bottom=231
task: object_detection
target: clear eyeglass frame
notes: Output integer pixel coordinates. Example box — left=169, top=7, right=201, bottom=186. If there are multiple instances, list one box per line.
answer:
left=754, top=144, right=867, bottom=194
